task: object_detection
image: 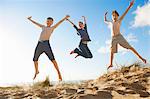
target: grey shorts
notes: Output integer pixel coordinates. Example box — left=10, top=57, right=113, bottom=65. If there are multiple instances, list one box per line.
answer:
left=111, top=34, right=132, bottom=53
left=33, top=40, right=55, bottom=61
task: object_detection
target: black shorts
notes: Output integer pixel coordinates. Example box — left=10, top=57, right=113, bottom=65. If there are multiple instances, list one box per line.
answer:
left=33, top=40, right=55, bottom=61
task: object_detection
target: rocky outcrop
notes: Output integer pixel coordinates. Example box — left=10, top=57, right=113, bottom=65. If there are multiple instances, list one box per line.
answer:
left=0, top=64, right=150, bottom=99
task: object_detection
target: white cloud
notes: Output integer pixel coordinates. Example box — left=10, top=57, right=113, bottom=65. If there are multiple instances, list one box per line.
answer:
left=98, top=33, right=137, bottom=54
left=132, top=2, right=150, bottom=27
left=98, top=39, right=111, bottom=54
left=126, top=33, right=138, bottom=42
left=98, top=45, right=110, bottom=54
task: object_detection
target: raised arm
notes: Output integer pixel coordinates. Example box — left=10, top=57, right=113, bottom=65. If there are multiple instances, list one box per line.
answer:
left=53, top=15, right=70, bottom=29
left=66, top=18, right=76, bottom=26
left=104, top=12, right=111, bottom=24
left=82, top=16, right=86, bottom=24
left=66, top=18, right=80, bottom=35
left=119, top=0, right=134, bottom=20
left=66, top=18, right=78, bottom=31
left=27, top=16, right=44, bottom=28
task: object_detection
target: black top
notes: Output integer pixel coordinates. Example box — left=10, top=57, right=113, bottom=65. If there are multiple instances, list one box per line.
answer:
left=73, top=24, right=91, bottom=42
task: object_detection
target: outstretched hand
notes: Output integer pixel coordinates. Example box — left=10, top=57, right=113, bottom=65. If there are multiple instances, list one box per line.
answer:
left=130, top=0, right=134, bottom=6
left=105, top=12, right=108, bottom=17
left=105, top=12, right=108, bottom=16
left=27, top=16, right=32, bottom=20
left=82, top=16, right=86, bottom=18
left=65, top=15, right=70, bottom=19
left=82, top=16, right=86, bottom=23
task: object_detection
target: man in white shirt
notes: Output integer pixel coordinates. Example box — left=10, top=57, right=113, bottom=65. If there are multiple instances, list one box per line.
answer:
left=104, top=0, right=146, bottom=69
left=27, top=15, right=70, bottom=80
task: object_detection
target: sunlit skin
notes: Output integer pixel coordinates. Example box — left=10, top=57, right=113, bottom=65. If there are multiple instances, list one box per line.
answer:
left=108, top=11, right=146, bottom=69
left=27, top=15, right=70, bottom=81
left=112, top=12, right=119, bottom=22
left=79, top=22, right=85, bottom=29
left=104, top=0, right=147, bottom=70
left=46, top=19, right=53, bottom=27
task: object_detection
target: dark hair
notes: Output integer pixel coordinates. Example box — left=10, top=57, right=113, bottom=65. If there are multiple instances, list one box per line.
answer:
left=47, top=17, right=53, bottom=21
left=79, top=21, right=83, bottom=24
left=112, top=10, right=119, bottom=16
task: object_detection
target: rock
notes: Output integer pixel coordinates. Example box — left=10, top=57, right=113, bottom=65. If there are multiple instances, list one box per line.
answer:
left=77, top=92, right=112, bottom=99
left=0, top=64, right=150, bottom=99
left=93, top=87, right=99, bottom=91
left=130, top=82, right=146, bottom=90
left=137, top=90, right=150, bottom=98
left=106, top=78, right=114, bottom=81
left=96, top=91, right=113, bottom=99
left=103, top=87, right=114, bottom=91
left=64, top=88, right=77, bottom=94
left=77, top=90, right=85, bottom=94
left=125, top=75, right=132, bottom=79
left=0, top=96, right=8, bottom=99
left=77, top=94, right=99, bottom=99
left=115, top=90, right=126, bottom=95
left=84, top=88, right=95, bottom=94
left=36, top=90, right=58, bottom=98
left=13, top=91, right=26, bottom=97
left=125, top=90, right=137, bottom=95
left=22, top=93, right=33, bottom=98
left=120, top=83, right=129, bottom=87
left=114, top=78, right=123, bottom=82
left=143, top=72, right=150, bottom=78
left=121, top=67, right=130, bottom=74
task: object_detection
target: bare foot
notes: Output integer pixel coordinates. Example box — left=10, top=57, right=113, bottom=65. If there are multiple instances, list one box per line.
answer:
left=59, top=75, right=62, bottom=82
left=142, top=58, right=147, bottom=64
left=75, top=54, right=79, bottom=58
left=107, top=65, right=113, bottom=70
left=33, top=71, right=39, bottom=80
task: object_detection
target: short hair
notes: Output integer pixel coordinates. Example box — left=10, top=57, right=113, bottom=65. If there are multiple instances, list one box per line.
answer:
left=79, top=21, right=83, bottom=24
left=47, top=17, right=53, bottom=21
left=112, top=10, right=119, bottom=16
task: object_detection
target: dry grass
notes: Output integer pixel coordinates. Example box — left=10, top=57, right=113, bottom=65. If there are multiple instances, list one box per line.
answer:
left=32, top=76, right=52, bottom=88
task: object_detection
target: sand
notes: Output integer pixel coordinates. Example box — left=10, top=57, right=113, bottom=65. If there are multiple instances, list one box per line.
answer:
left=0, top=63, right=150, bottom=99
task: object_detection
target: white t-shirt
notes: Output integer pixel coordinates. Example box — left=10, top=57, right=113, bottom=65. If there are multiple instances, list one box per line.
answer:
left=106, top=19, right=122, bottom=36
left=39, top=26, right=55, bottom=41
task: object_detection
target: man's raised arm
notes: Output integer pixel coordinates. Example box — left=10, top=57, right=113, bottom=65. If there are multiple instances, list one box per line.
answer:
left=53, top=15, right=70, bottom=29
left=27, top=16, right=44, bottom=28
left=119, top=0, right=134, bottom=20
left=104, top=12, right=111, bottom=24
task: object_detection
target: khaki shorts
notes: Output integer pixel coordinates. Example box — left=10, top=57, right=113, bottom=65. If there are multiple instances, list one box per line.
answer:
left=111, top=34, right=132, bottom=53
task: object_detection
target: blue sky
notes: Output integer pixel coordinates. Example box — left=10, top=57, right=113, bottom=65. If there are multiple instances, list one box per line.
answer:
left=0, top=0, right=150, bottom=86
